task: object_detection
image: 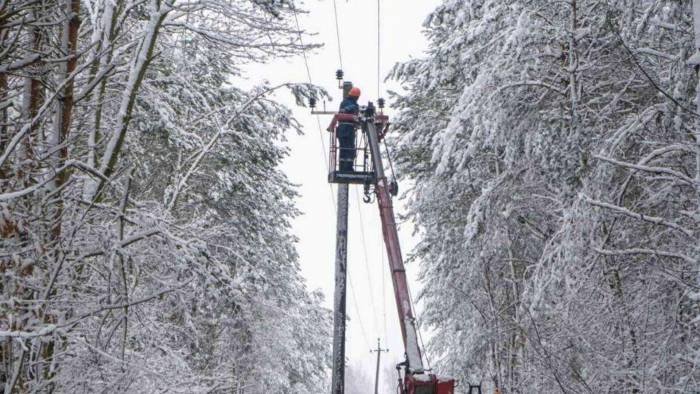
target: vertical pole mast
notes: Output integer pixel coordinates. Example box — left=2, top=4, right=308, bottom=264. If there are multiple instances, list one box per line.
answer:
left=371, top=338, right=389, bottom=394
left=330, top=80, right=355, bottom=394
left=331, top=184, right=349, bottom=394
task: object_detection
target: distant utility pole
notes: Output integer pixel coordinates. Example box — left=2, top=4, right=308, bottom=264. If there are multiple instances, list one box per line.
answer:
left=370, top=338, right=389, bottom=394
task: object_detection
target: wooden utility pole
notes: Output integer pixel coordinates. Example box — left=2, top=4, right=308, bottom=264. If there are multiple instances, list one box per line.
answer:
left=330, top=81, right=354, bottom=394
left=331, top=183, right=349, bottom=394
left=370, top=338, right=389, bottom=394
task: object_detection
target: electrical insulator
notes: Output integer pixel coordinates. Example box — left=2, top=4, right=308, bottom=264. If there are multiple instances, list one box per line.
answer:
left=365, top=101, right=375, bottom=117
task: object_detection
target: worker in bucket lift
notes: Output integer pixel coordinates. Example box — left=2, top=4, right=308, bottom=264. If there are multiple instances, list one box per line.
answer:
left=337, top=87, right=361, bottom=171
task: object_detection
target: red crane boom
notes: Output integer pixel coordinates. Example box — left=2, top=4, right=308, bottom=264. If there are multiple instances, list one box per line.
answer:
left=365, top=116, right=455, bottom=394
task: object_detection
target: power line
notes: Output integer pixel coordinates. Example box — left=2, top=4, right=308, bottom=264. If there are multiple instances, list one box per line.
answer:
left=353, top=187, right=380, bottom=335
left=332, top=0, right=344, bottom=70
left=292, top=9, right=335, bottom=205
left=293, top=10, right=313, bottom=87
left=407, top=282, right=432, bottom=370
left=377, top=0, right=382, bottom=99
left=348, top=275, right=371, bottom=348
left=374, top=0, right=392, bottom=349
left=292, top=5, right=371, bottom=350
left=380, top=233, right=388, bottom=342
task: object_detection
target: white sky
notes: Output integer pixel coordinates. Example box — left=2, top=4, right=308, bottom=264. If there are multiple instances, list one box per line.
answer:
left=246, top=0, right=440, bottom=391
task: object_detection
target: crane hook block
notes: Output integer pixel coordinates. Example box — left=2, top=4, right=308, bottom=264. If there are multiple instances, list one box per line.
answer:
left=378, top=98, right=385, bottom=109
left=309, top=96, right=317, bottom=109
left=336, top=69, right=344, bottom=80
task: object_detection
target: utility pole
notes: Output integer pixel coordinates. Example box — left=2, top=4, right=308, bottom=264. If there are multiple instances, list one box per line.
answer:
left=331, top=183, right=349, bottom=394
left=330, top=80, right=354, bottom=394
left=370, top=338, right=389, bottom=394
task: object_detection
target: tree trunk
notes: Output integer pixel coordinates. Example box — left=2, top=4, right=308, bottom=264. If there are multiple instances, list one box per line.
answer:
left=87, top=1, right=170, bottom=201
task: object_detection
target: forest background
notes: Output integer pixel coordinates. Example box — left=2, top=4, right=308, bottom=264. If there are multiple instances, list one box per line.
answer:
left=1, top=1, right=699, bottom=393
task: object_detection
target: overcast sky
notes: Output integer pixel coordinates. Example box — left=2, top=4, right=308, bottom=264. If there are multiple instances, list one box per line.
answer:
left=246, top=0, right=441, bottom=391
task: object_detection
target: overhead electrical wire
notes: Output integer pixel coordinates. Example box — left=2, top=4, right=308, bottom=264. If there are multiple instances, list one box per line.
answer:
left=292, top=9, right=335, bottom=206
left=292, top=5, right=371, bottom=350
left=332, top=0, right=344, bottom=70
left=377, top=0, right=382, bottom=99
left=372, top=0, right=432, bottom=368
left=328, top=0, right=383, bottom=346
left=353, top=187, right=380, bottom=335
left=375, top=0, right=390, bottom=347
left=349, top=280, right=372, bottom=347
left=407, top=278, right=432, bottom=370
left=380, top=233, right=388, bottom=342
left=343, top=63, right=381, bottom=341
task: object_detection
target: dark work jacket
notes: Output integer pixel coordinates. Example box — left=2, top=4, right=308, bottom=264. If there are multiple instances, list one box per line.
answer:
left=339, top=97, right=360, bottom=114
left=337, top=97, right=359, bottom=139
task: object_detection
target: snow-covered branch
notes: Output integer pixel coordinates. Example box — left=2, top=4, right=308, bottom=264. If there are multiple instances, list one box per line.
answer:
left=583, top=195, right=694, bottom=238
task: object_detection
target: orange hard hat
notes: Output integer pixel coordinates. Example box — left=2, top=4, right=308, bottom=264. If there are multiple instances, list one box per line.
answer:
left=348, top=87, right=361, bottom=97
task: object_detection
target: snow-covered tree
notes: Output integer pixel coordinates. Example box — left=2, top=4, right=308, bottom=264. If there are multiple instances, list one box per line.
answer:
left=0, top=1, right=330, bottom=392
left=390, top=1, right=700, bottom=392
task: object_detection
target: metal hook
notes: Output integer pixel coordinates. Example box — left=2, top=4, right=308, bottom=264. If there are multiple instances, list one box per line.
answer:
left=363, top=183, right=373, bottom=203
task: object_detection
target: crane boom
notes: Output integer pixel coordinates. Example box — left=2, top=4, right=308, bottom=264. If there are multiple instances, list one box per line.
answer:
left=364, top=110, right=455, bottom=394
left=363, top=119, right=425, bottom=373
